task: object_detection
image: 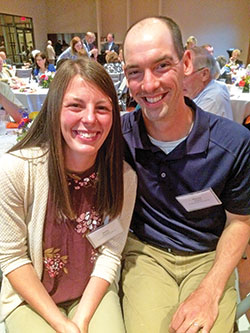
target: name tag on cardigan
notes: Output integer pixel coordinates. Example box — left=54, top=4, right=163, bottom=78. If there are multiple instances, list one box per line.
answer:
left=176, top=188, right=222, bottom=212
left=86, top=218, right=123, bottom=249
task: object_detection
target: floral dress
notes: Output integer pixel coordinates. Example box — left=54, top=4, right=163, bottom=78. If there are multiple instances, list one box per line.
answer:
left=42, top=166, right=103, bottom=305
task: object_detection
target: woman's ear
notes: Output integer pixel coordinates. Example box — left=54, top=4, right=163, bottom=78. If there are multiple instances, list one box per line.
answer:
left=183, top=50, right=193, bottom=76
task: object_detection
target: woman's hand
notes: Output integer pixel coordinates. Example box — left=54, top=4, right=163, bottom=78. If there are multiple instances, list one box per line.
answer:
left=56, top=317, right=81, bottom=333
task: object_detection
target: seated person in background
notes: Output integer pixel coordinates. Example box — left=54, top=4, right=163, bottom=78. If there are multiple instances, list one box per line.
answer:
left=0, top=57, right=12, bottom=81
left=82, top=32, right=98, bottom=60
left=228, top=49, right=243, bottom=67
left=184, top=35, right=197, bottom=49
left=201, top=44, right=220, bottom=79
left=101, top=33, right=119, bottom=56
left=0, top=81, right=25, bottom=122
left=56, top=36, right=83, bottom=63
left=0, top=51, right=12, bottom=65
left=33, top=52, right=56, bottom=80
left=77, top=48, right=88, bottom=59
left=183, top=46, right=233, bottom=119
left=216, top=55, right=227, bottom=69
left=0, top=58, right=137, bottom=333
left=103, top=52, right=123, bottom=74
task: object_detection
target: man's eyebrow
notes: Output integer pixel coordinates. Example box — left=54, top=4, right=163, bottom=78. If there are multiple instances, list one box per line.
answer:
left=125, top=55, right=176, bottom=70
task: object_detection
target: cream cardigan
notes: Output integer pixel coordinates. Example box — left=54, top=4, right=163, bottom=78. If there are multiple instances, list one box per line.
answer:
left=0, top=147, right=137, bottom=320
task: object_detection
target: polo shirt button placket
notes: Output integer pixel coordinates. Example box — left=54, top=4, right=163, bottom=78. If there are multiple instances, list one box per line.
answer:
left=161, top=172, right=166, bottom=179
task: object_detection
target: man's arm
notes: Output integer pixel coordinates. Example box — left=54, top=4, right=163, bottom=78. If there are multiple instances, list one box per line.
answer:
left=169, top=212, right=250, bottom=333
left=0, top=92, right=22, bottom=122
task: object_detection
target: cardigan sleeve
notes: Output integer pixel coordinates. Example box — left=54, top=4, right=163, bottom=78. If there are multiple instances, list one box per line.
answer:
left=91, top=161, right=137, bottom=284
left=0, top=153, right=32, bottom=275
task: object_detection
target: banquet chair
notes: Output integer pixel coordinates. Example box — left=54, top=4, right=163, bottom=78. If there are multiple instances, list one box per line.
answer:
left=15, top=68, right=33, bottom=79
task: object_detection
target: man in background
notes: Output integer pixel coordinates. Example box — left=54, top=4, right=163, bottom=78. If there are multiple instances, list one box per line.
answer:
left=183, top=46, right=233, bottom=119
left=101, top=33, right=119, bottom=55
left=46, top=40, right=55, bottom=65
left=82, top=32, right=98, bottom=60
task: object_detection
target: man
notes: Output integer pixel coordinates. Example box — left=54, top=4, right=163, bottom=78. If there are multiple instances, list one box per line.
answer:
left=101, top=33, right=119, bottom=55
left=46, top=40, right=55, bottom=65
left=0, top=57, right=12, bottom=80
left=0, top=82, right=25, bottom=122
left=82, top=32, right=98, bottom=60
left=183, top=46, right=233, bottom=119
left=121, top=16, right=250, bottom=333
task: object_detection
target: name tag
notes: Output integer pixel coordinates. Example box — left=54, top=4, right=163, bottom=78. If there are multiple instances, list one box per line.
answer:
left=86, top=218, right=123, bottom=249
left=176, top=188, right=222, bottom=212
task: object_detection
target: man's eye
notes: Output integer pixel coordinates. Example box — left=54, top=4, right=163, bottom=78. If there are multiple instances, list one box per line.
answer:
left=127, top=70, right=140, bottom=78
left=157, top=62, right=171, bottom=70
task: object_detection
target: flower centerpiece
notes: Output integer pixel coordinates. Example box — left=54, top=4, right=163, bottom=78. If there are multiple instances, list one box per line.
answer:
left=39, top=72, right=55, bottom=88
left=238, top=75, right=250, bottom=93
left=17, top=111, right=39, bottom=141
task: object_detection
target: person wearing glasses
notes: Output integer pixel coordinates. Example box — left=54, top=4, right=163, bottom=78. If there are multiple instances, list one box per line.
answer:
left=121, top=16, right=250, bottom=333
left=183, top=46, right=233, bottom=120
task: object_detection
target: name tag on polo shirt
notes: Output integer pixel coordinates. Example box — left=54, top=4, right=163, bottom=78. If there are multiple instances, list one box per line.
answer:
left=176, top=188, right=222, bottom=212
left=86, top=216, right=123, bottom=249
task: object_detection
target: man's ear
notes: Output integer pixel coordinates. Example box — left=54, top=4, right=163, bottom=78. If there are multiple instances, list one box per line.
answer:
left=201, top=68, right=210, bottom=82
left=183, top=50, right=193, bottom=76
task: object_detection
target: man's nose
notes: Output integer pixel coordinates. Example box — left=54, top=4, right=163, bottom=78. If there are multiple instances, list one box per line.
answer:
left=141, top=70, right=160, bottom=93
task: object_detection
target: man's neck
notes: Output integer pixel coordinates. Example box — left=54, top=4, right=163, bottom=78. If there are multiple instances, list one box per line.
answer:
left=143, top=104, right=194, bottom=142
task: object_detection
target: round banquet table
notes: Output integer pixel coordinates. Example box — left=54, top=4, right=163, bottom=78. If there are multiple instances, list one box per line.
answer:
left=12, top=87, right=48, bottom=113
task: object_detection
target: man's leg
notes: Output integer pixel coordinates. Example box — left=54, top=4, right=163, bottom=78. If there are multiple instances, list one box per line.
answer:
left=179, top=251, right=236, bottom=333
left=122, top=234, right=179, bottom=333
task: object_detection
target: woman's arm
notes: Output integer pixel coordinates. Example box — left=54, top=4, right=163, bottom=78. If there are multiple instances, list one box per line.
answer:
left=7, top=263, right=81, bottom=333
left=72, top=277, right=110, bottom=332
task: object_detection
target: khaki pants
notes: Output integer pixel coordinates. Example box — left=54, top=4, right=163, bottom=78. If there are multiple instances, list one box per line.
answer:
left=5, top=283, right=125, bottom=333
left=122, top=233, right=236, bottom=333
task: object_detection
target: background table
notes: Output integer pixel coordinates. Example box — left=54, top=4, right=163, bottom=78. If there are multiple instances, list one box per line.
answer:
left=229, top=86, right=250, bottom=124
left=12, top=88, right=48, bottom=113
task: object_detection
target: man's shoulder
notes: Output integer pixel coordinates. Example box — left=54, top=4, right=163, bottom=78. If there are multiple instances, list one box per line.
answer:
left=121, top=110, right=138, bottom=134
left=204, top=109, right=250, bottom=149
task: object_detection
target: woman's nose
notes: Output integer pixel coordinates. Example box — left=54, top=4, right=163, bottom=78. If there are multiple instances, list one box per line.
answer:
left=80, top=107, right=97, bottom=125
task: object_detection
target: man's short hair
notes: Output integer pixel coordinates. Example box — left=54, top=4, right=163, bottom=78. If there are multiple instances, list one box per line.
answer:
left=123, top=16, right=185, bottom=61
left=190, top=46, right=217, bottom=79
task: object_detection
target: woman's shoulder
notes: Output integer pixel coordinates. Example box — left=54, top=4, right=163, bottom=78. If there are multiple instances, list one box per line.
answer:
left=123, top=160, right=137, bottom=186
left=0, top=146, right=49, bottom=168
left=48, top=64, right=56, bottom=72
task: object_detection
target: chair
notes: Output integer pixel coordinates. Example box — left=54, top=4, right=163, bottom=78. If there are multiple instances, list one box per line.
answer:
left=15, top=68, right=33, bottom=79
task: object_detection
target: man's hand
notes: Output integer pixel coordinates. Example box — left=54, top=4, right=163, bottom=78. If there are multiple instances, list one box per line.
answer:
left=169, top=285, right=219, bottom=333
left=56, top=318, right=81, bottom=333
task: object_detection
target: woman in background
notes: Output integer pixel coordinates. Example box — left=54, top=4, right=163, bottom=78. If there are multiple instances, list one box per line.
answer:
left=33, top=52, right=56, bottom=79
left=57, top=36, right=83, bottom=64
left=0, top=58, right=137, bottom=333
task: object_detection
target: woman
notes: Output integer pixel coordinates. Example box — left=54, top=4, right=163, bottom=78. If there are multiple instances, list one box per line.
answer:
left=34, top=52, right=56, bottom=79
left=57, top=36, right=83, bottom=64
left=0, top=58, right=137, bottom=333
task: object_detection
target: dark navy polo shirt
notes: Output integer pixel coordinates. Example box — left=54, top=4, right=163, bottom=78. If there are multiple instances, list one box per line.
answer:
left=121, top=98, right=250, bottom=253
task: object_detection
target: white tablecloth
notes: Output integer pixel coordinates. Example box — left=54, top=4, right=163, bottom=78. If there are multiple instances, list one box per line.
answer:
left=229, top=86, right=250, bottom=124
left=0, top=133, right=17, bottom=157
left=12, top=88, right=48, bottom=113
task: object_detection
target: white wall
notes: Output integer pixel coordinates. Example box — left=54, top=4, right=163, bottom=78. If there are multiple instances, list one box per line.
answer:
left=0, top=0, right=249, bottom=63
left=162, top=0, right=250, bottom=63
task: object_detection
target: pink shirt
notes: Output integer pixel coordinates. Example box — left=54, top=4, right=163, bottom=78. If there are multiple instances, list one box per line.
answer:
left=42, top=166, right=104, bottom=304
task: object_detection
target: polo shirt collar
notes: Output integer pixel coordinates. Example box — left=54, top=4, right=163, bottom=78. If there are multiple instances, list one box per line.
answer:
left=131, top=97, right=210, bottom=156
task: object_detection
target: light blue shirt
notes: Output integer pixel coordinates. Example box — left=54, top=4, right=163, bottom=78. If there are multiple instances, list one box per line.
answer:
left=193, top=80, right=233, bottom=120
